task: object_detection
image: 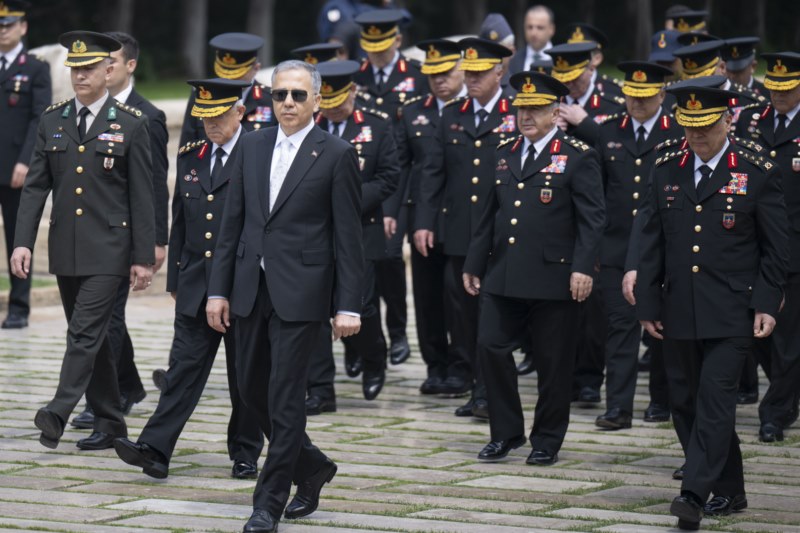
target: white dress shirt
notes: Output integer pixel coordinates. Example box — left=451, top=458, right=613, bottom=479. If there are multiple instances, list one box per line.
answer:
left=270, top=119, right=316, bottom=210
left=631, top=108, right=663, bottom=143
left=775, top=101, right=800, bottom=130
left=210, top=125, right=242, bottom=172
left=372, top=51, right=400, bottom=85
left=436, top=86, right=468, bottom=115
left=524, top=41, right=553, bottom=70
left=693, top=139, right=730, bottom=187
left=0, top=42, right=23, bottom=69
left=473, top=87, right=503, bottom=128
left=114, top=81, right=134, bottom=105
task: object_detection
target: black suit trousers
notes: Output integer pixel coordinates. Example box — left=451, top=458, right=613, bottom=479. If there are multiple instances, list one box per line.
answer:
left=647, top=336, right=670, bottom=407
left=1, top=185, right=31, bottom=316
left=51, top=275, right=127, bottom=437
left=236, top=274, right=328, bottom=516
left=138, top=306, right=263, bottom=463
left=410, top=236, right=450, bottom=379
left=479, top=293, right=578, bottom=454
left=446, top=255, right=481, bottom=389
left=663, top=337, right=748, bottom=501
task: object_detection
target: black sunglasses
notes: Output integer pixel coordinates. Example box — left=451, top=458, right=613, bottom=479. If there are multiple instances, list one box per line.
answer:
left=271, top=89, right=309, bottom=103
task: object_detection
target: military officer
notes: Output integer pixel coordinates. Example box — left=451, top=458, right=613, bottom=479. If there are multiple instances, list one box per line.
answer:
left=414, top=37, right=514, bottom=418
left=392, top=39, right=466, bottom=395
left=353, top=9, right=427, bottom=365
left=735, top=52, right=800, bottom=443
left=114, top=79, right=264, bottom=479
left=10, top=31, right=155, bottom=450
left=562, top=22, right=625, bottom=99
left=595, top=62, right=682, bottom=430
left=309, top=60, right=400, bottom=405
left=478, top=13, right=515, bottom=87
left=179, top=33, right=275, bottom=147
left=723, top=37, right=768, bottom=98
left=464, top=71, right=604, bottom=465
left=666, top=8, right=709, bottom=33
left=0, top=0, right=51, bottom=329
left=291, top=42, right=345, bottom=64
left=636, top=84, right=788, bottom=528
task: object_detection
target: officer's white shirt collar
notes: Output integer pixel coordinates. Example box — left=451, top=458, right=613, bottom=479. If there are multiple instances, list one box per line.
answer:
left=372, top=51, right=400, bottom=80
left=328, top=118, right=347, bottom=137
left=631, top=108, right=663, bottom=141
left=568, top=71, right=595, bottom=108
left=211, top=125, right=242, bottom=169
left=693, top=138, right=730, bottom=186
left=113, top=81, right=134, bottom=104
left=775, top=101, right=800, bottom=127
left=437, top=85, right=468, bottom=114
left=0, top=42, right=23, bottom=67
left=276, top=117, right=315, bottom=152
left=74, top=91, right=110, bottom=130
left=525, top=41, right=553, bottom=67
left=522, top=126, right=559, bottom=165
left=473, top=87, right=503, bottom=116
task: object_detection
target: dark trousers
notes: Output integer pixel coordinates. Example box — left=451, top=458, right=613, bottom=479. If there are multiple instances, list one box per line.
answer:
left=663, top=337, right=749, bottom=501
left=573, top=289, right=607, bottom=393
left=236, top=274, right=328, bottom=517
left=376, top=205, right=408, bottom=343
left=50, top=275, right=127, bottom=436
left=648, top=337, right=670, bottom=407
left=138, top=306, right=263, bottom=463
left=410, top=234, right=450, bottom=379
left=446, top=254, right=484, bottom=398
left=738, top=352, right=760, bottom=394
left=600, top=268, right=641, bottom=413
left=757, top=274, right=800, bottom=426
left=1, top=185, right=31, bottom=316
left=480, top=293, right=578, bottom=453
left=307, top=321, right=336, bottom=400
left=342, top=259, right=386, bottom=373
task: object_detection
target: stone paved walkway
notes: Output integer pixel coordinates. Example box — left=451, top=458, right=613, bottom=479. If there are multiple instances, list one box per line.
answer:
left=1, top=292, right=799, bottom=532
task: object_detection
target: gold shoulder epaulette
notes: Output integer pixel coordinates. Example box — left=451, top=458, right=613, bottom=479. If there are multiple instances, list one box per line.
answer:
left=444, top=96, right=468, bottom=108
left=115, top=101, right=143, bottom=118
left=737, top=149, right=774, bottom=171
left=356, top=90, right=372, bottom=102
left=497, top=135, right=521, bottom=150
left=656, top=149, right=687, bottom=167
left=402, top=94, right=424, bottom=107
left=178, top=139, right=207, bottom=156
left=564, top=135, right=590, bottom=152
left=598, top=112, right=623, bottom=125
left=656, top=137, right=685, bottom=152
left=602, top=74, right=625, bottom=89
left=45, top=99, right=70, bottom=113
left=733, top=136, right=765, bottom=153
left=364, top=107, right=390, bottom=120
left=741, top=101, right=765, bottom=112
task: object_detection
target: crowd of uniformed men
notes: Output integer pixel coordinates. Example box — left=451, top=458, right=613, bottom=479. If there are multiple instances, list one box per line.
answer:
left=3, top=0, right=800, bottom=530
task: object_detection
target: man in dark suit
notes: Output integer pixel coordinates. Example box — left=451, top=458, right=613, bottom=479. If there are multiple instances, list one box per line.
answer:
left=179, top=33, right=275, bottom=147
left=637, top=84, right=788, bottom=529
left=114, top=79, right=263, bottom=479
left=71, top=31, right=169, bottom=429
left=735, top=52, right=800, bottom=443
left=594, top=61, right=681, bottom=430
left=414, top=37, right=514, bottom=418
left=10, top=31, right=154, bottom=450
left=464, top=71, right=605, bottom=466
left=0, top=0, right=51, bottom=329
left=206, top=60, right=363, bottom=533
left=507, top=5, right=555, bottom=77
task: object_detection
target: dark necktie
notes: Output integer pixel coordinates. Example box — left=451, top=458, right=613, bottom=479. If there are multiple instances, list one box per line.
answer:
left=522, top=144, right=537, bottom=175
left=78, top=107, right=91, bottom=141
left=376, top=69, right=386, bottom=90
left=210, top=147, right=225, bottom=189
left=775, top=113, right=788, bottom=139
left=0, top=56, right=6, bottom=71
left=696, top=164, right=712, bottom=196
left=476, top=108, right=488, bottom=129
left=331, top=122, right=343, bottom=137
left=636, top=125, right=647, bottom=152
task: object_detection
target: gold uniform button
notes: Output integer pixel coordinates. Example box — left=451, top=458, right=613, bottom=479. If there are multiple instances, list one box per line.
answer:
left=376, top=97, right=384, bottom=105
left=76, top=166, right=84, bottom=174
left=694, top=225, right=702, bottom=233
left=470, top=195, right=478, bottom=203
left=634, top=175, right=641, bottom=183
left=770, top=150, right=777, bottom=158
left=508, top=237, right=516, bottom=244
left=442, top=207, right=448, bottom=213
left=75, top=208, right=83, bottom=216
left=546, top=175, right=552, bottom=180
left=496, top=179, right=501, bottom=185
left=474, top=140, right=482, bottom=148
left=205, top=232, right=213, bottom=240
left=473, top=158, right=480, bottom=166
left=514, top=200, right=521, bottom=207
left=510, top=218, right=518, bottom=225
left=75, top=187, right=83, bottom=195
left=204, top=251, right=213, bottom=258
left=517, top=182, right=525, bottom=190
left=692, top=265, right=700, bottom=273
left=356, top=144, right=363, bottom=151
left=726, top=197, right=733, bottom=203
left=185, top=192, right=190, bottom=198
left=632, top=209, right=638, bottom=216
left=545, top=181, right=550, bottom=186
left=107, top=149, right=113, bottom=154
left=472, top=177, right=479, bottom=184
left=695, top=205, right=702, bottom=212
left=254, top=123, right=261, bottom=130
left=122, top=221, right=127, bottom=227
left=78, top=145, right=85, bottom=153
left=633, top=192, right=639, bottom=199
left=635, top=158, right=642, bottom=166
left=108, top=142, right=114, bottom=147
left=370, top=217, right=376, bottom=223
left=726, top=205, right=732, bottom=210
left=416, top=131, right=421, bottom=137
left=207, top=194, right=214, bottom=201
left=692, top=245, right=700, bottom=253
left=206, top=213, right=213, bottom=220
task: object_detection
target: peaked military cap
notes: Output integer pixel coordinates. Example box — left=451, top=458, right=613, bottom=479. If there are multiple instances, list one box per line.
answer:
left=529, top=57, right=554, bottom=76
left=209, top=33, right=264, bottom=79
left=548, top=42, right=596, bottom=83
left=509, top=71, right=568, bottom=107
left=667, top=83, right=737, bottom=127
left=187, top=78, right=249, bottom=118
left=417, top=39, right=461, bottom=75
left=59, top=31, right=121, bottom=68
left=479, top=13, right=514, bottom=46
left=457, top=37, right=512, bottom=72
left=617, top=61, right=673, bottom=98
left=355, top=9, right=404, bottom=53
left=668, top=74, right=727, bottom=90
left=677, top=31, right=721, bottom=47
left=668, top=9, right=709, bottom=33
left=761, top=52, right=800, bottom=92
left=0, top=0, right=28, bottom=24
left=649, top=30, right=682, bottom=62
left=674, top=40, right=724, bottom=79
left=317, top=60, right=360, bottom=109
left=292, top=43, right=342, bottom=65
left=564, top=22, right=607, bottom=49
left=722, top=37, right=759, bottom=72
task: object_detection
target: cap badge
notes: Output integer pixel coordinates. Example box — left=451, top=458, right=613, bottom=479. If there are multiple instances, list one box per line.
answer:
left=731, top=47, right=740, bottom=58
left=489, top=30, right=498, bottom=41
left=684, top=58, right=698, bottom=70
left=521, top=77, right=536, bottom=94
left=465, top=47, right=478, bottom=60
left=321, top=82, right=333, bottom=95
left=632, top=70, right=647, bottom=82
left=555, top=56, right=569, bottom=70
left=686, top=94, right=703, bottom=110
left=658, top=33, right=667, bottom=49
left=571, top=27, right=585, bottom=42
left=72, top=40, right=87, bottom=54
left=367, top=25, right=381, bottom=36
left=427, top=45, right=441, bottom=60
left=676, top=18, right=689, bottom=32
left=304, top=53, right=318, bottom=65
left=773, top=60, right=788, bottom=74
left=221, top=53, right=236, bottom=66
left=198, top=86, right=212, bottom=100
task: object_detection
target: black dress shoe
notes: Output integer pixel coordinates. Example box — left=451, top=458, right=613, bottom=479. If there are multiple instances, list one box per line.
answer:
left=284, top=458, right=337, bottom=519
left=670, top=495, right=702, bottom=530
left=478, top=435, right=526, bottom=461
left=120, top=389, right=146, bottom=415
left=344, top=349, right=362, bottom=378
left=232, top=460, right=258, bottom=479
left=759, top=421, right=784, bottom=442
left=576, top=386, right=601, bottom=404
left=526, top=449, right=558, bottom=466
left=305, top=395, right=337, bottom=416
left=152, top=368, right=167, bottom=391
left=1, top=313, right=28, bottom=329
left=34, top=408, right=64, bottom=449
left=472, top=398, right=489, bottom=420
left=516, top=351, right=536, bottom=375
left=673, top=464, right=685, bottom=480
left=389, top=337, right=411, bottom=365
left=113, top=438, right=169, bottom=479
left=595, top=408, right=633, bottom=430
left=77, top=431, right=116, bottom=450
left=440, top=376, right=471, bottom=398
left=71, top=406, right=95, bottom=429
left=243, top=509, right=278, bottom=533
left=419, top=376, right=444, bottom=395
left=703, top=494, right=747, bottom=516
left=454, top=398, right=474, bottom=417
left=638, top=348, right=651, bottom=371
left=644, top=403, right=671, bottom=422
left=737, top=389, right=759, bottom=405
left=362, top=369, right=385, bottom=400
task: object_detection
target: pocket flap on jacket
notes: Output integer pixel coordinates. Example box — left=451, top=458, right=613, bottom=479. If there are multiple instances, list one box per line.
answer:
left=542, top=247, right=573, bottom=264
left=108, top=212, right=130, bottom=228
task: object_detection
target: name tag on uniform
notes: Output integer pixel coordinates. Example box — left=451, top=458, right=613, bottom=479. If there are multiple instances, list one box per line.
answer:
left=98, top=133, right=124, bottom=143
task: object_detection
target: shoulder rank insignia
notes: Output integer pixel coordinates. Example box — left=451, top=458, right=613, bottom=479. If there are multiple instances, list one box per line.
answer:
left=656, top=148, right=688, bottom=167
left=364, top=107, right=389, bottom=120
left=46, top=99, right=71, bottom=114
left=733, top=136, right=764, bottom=153
left=563, top=135, right=589, bottom=152
left=402, top=94, right=424, bottom=107
left=598, top=112, right=622, bottom=126
left=115, top=101, right=143, bottom=118
left=497, top=135, right=521, bottom=151
left=656, top=137, right=687, bottom=152
left=738, top=149, right=773, bottom=171
left=178, top=139, right=207, bottom=156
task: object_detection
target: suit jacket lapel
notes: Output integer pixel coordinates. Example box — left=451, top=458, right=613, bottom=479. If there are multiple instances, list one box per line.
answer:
left=476, top=105, right=500, bottom=138
left=209, top=140, right=241, bottom=193
left=62, top=100, right=81, bottom=144
left=698, top=147, right=736, bottom=203
left=83, top=97, right=114, bottom=143
left=260, top=128, right=277, bottom=218
left=0, top=51, right=23, bottom=83
left=679, top=156, right=698, bottom=204
left=268, top=128, right=325, bottom=221
left=776, top=113, right=800, bottom=146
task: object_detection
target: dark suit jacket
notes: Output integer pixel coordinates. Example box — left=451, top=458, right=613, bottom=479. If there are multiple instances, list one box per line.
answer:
left=0, top=48, right=51, bottom=185
left=464, top=131, right=605, bottom=300
left=208, top=125, right=364, bottom=322
left=635, top=144, right=788, bottom=339
left=126, top=88, right=169, bottom=245
left=15, top=96, right=155, bottom=275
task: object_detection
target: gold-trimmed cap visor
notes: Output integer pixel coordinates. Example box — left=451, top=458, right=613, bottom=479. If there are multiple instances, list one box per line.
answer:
left=509, top=71, right=568, bottom=107
left=667, top=84, right=736, bottom=128
left=547, top=42, right=596, bottom=83
left=187, top=78, right=249, bottom=118
left=457, top=37, right=512, bottom=72
left=355, top=9, right=405, bottom=53
left=762, top=52, right=800, bottom=92
left=59, top=31, right=121, bottom=67
left=317, top=59, right=360, bottom=109
left=209, top=33, right=264, bottom=79
left=617, top=61, right=673, bottom=98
